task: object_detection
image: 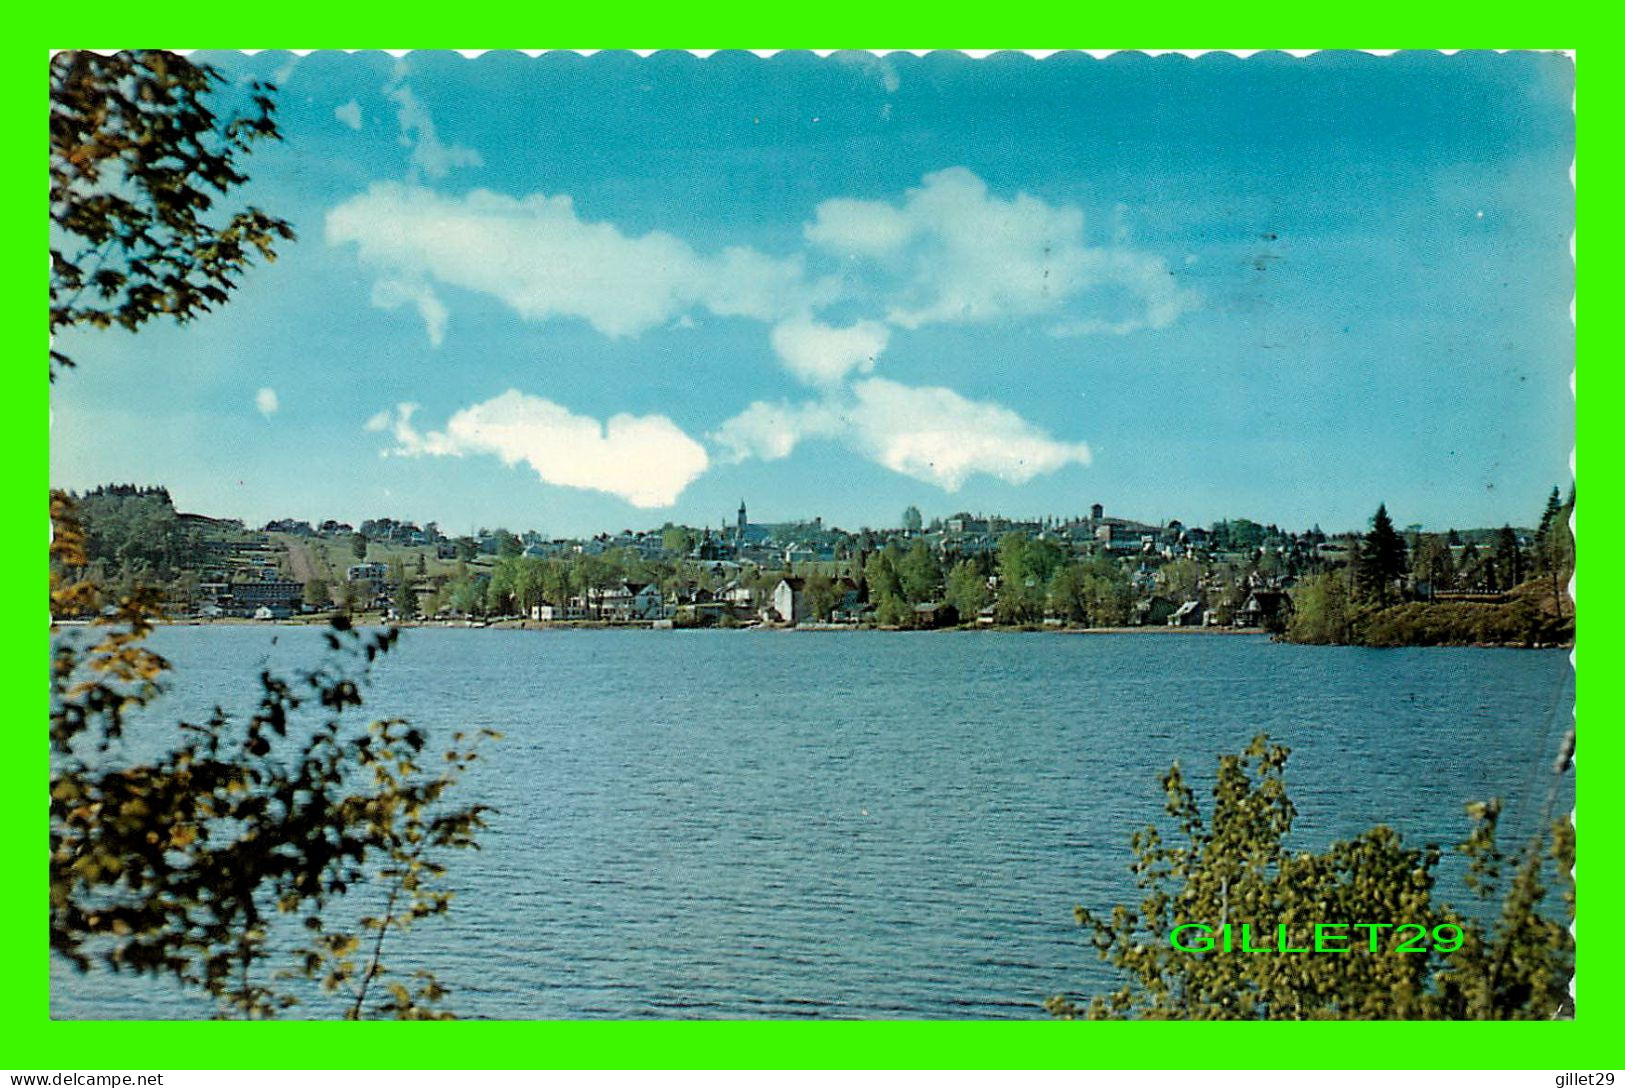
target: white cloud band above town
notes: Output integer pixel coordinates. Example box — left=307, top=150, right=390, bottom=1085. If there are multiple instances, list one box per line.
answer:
left=325, top=182, right=828, bottom=341
left=331, top=146, right=1183, bottom=505
left=327, top=167, right=1194, bottom=352
left=805, top=167, right=1198, bottom=333
left=367, top=392, right=710, bottom=509
left=711, top=378, right=1093, bottom=492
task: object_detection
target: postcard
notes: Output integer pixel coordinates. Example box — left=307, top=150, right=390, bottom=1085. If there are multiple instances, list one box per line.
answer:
left=47, top=49, right=1575, bottom=1028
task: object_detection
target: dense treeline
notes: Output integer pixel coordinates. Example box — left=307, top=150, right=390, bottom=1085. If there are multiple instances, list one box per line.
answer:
left=435, top=551, right=766, bottom=618
left=452, top=533, right=1218, bottom=629
left=60, top=477, right=1572, bottom=644
left=1285, top=489, right=1573, bottom=647
left=62, top=485, right=207, bottom=593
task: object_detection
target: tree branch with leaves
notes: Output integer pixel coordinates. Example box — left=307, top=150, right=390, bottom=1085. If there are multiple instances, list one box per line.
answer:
left=49, top=53, right=497, bottom=1019
left=52, top=495, right=499, bottom=1018
left=1048, top=734, right=1573, bottom=1020
left=50, top=50, right=295, bottom=378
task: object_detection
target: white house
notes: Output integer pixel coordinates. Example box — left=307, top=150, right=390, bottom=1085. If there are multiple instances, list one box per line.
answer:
left=771, top=577, right=807, bottom=625
left=529, top=603, right=570, bottom=622
left=598, top=582, right=666, bottom=621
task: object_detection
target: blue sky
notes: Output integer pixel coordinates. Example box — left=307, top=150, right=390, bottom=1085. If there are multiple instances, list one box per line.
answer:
left=49, top=50, right=1575, bottom=538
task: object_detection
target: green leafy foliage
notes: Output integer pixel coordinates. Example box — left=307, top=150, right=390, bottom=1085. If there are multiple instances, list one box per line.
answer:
left=994, top=532, right=1061, bottom=623
left=660, top=524, right=698, bottom=556
left=1286, top=493, right=1573, bottom=647
left=50, top=51, right=295, bottom=378
left=943, top=559, right=991, bottom=618
left=50, top=56, right=497, bottom=1019
left=1284, top=572, right=1355, bottom=644
left=897, top=539, right=943, bottom=604
left=51, top=495, right=498, bottom=1019
left=1411, top=532, right=1457, bottom=594
left=48, top=485, right=208, bottom=600
left=802, top=569, right=841, bottom=621
left=1047, top=735, right=1573, bottom=1020
left=1357, top=597, right=1570, bottom=648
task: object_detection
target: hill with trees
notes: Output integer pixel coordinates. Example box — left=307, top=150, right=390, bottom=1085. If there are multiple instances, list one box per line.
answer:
left=1286, top=490, right=1573, bottom=648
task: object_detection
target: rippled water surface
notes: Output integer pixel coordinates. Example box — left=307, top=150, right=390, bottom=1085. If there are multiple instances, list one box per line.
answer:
left=51, top=626, right=1574, bottom=1019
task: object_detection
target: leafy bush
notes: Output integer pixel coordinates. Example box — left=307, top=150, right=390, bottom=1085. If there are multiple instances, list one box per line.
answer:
left=1048, top=734, right=1573, bottom=1020
left=52, top=494, right=498, bottom=1019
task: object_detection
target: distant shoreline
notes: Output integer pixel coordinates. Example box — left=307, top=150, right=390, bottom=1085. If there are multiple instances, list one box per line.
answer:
left=145, top=617, right=1266, bottom=635
left=52, top=616, right=1569, bottom=649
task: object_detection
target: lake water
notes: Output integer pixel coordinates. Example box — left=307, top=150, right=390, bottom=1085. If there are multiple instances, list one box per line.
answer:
left=50, top=626, right=1575, bottom=1020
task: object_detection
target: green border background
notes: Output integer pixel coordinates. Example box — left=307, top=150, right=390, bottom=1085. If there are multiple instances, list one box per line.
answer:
left=12, top=10, right=1606, bottom=1069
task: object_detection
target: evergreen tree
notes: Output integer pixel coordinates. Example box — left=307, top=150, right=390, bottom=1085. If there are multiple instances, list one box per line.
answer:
left=391, top=558, right=414, bottom=616
left=1459, top=541, right=1487, bottom=590
left=1534, top=486, right=1563, bottom=561
left=1535, top=487, right=1575, bottom=617
left=1356, top=504, right=1407, bottom=605
left=1494, top=525, right=1524, bottom=590
left=863, top=548, right=904, bottom=607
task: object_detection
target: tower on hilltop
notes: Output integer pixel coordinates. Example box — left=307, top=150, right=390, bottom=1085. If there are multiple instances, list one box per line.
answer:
left=737, top=499, right=747, bottom=535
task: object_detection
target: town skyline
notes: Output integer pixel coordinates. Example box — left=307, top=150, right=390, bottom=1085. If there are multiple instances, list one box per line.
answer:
left=49, top=51, right=1573, bottom=538
left=62, top=481, right=1559, bottom=545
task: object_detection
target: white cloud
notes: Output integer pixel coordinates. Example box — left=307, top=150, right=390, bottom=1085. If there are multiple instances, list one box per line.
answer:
left=701, top=246, right=831, bottom=323
left=370, top=276, right=449, bottom=348
left=804, top=197, right=914, bottom=257
left=255, top=387, right=279, bottom=418
left=370, top=403, right=454, bottom=455
left=710, top=398, right=846, bottom=464
left=711, top=377, right=1089, bottom=491
left=770, top=317, right=890, bottom=387
left=335, top=99, right=363, bottom=131
left=805, top=167, right=1198, bottom=334
left=327, top=167, right=1193, bottom=363
left=327, top=182, right=826, bottom=343
left=372, top=391, right=708, bottom=508
left=1045, top=249, right=1202, bottom=336
left=386, top=82, right=483, bottom=181
left=847, top=378, right=1091, bottom=489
